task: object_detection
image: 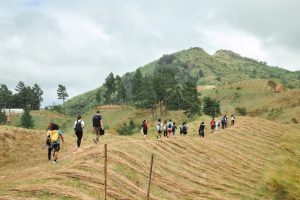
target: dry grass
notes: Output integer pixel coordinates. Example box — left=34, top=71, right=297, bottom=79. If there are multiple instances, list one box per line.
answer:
left=0, top=117, right=299, bottom=199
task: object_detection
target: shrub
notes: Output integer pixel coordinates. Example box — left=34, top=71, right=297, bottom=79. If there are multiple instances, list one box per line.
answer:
left=291, top=118, right=298, bottom=124
left=20, top=106, right=34, bottom=129
left=235, top=107, right=247, bottom=116
left=0, top=111, right=6, bottom=124
left=268, top=108, right=283, bottom=120
left=117, top=120, right=138, bottom=135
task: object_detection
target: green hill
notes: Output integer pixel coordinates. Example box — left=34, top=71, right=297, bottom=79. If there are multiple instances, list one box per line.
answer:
left=62, top=47, right=300, bottom=116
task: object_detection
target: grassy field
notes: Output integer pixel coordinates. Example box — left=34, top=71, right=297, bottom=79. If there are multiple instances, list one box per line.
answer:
left=0, top=114, right=299, bottom=199
left=200, top=79, right=300, bottom=124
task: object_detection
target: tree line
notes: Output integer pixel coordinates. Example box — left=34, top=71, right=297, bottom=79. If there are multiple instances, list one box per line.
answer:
left=101, top=64, right=220, bottom=118
left=0, top=81, right=43, bottom=110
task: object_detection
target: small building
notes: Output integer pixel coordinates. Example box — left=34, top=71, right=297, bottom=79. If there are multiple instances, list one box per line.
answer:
left=2, top=108, right=24, bottom=115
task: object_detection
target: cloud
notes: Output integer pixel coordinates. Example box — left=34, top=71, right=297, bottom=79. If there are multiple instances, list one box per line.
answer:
left=0, top=0, right=299, bottom=106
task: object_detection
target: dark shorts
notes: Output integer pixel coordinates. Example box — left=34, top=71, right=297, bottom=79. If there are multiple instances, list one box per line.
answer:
left=143, top=129, right=148, bottom=135
left=211, top=125, right=215, bottom=129
left=52, top=143, right=60, bottom=152
left=94, top=127, right=102, bottom=135
left=158, top=130, right=162, bottom=134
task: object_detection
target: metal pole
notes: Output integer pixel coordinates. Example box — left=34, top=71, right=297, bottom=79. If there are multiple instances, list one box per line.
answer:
left=147, top=154, right=154, bottom=200
left=104, top=144, right=107, bottom=200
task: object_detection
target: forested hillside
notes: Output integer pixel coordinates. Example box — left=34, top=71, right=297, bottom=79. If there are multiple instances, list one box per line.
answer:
left=63, top=47, right=300, bottom=116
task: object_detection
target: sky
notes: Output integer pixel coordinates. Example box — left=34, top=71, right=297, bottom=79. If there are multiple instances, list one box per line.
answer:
left=0, top=0, right=299, bottom=106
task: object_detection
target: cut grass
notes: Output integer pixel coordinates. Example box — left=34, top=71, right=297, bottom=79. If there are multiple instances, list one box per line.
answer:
left=1, top=116, right=299, bottom=199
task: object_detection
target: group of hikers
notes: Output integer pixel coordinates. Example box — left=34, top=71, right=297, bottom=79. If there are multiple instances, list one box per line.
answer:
left=44, top=110, right=235, bottom=163
left=141, top=114, right=235, bottom=139
left=199, top=115, right=235, bottom=137
left=44, top=110, right=104, bottom=163
left=142, top=119, right=188, bottom=139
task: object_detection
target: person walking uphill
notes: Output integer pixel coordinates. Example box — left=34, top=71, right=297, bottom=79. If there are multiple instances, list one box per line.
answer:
left=47, top=123, right=64, bottom=163
left=74, top=115, right=84, bottom=148
left=156, top=119, right=163, bottom=139
left=210, top=118, right=215, bottom=133
left=93, top=111, right=104, bottom=144
left=45, top=123, right=53, bottom=162
left=142, top=120, right=148, bottom=139
left=198, top=122, right=205, bottom=137
left=231, top=115, right=235, bottom=126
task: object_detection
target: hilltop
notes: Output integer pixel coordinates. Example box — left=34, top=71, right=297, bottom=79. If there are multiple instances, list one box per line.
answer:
left=62, top=47, right=300, bottom=116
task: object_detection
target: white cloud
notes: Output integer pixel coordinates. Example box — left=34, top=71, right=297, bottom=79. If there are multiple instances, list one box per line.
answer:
left=0, top=0, right=299, bottom=106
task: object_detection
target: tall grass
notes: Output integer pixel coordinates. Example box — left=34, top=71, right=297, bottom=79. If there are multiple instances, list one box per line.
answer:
left=262, top=129, right=300, bottom=199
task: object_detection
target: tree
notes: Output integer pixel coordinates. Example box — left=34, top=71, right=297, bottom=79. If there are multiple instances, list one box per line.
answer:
left=203, top=97, right=221, bottom=118
left=57, top=84, right=69, bottom=103
left=153, top=67, right=177, bottom=115
left=135, top=77, right=157, bottom=120
left=15, top=81, right=25, bottom=93
left=103, top=72, right=116, bottom=104
left=14, top=82, right=36, bottom=109
left=95, top=89, right=102, bottom=104
left=115, top=75, right=126, bottom=104
left=0, top=84, right=13, bottom=109
left=131, top=69, right=143, bottom=102
left=181, top=80, right=201, bottom=116
left=32, top=84, right=43, bottom=110
left=20, top=106, right=34, bottom=129
left=267, top=80, right=277, bottom=91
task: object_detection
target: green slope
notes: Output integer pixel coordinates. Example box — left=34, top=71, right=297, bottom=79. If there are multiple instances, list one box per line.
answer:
left=62, top=47, right=300, bottom=115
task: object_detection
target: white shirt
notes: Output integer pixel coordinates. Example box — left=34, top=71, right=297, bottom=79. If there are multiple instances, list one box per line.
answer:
left=74, top=119, right=85, bottom=128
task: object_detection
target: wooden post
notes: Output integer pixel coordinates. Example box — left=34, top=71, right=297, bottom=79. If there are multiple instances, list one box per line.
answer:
left=147, top=154, right=154, bottom=200
left=104, top=144, right=107, bottom=200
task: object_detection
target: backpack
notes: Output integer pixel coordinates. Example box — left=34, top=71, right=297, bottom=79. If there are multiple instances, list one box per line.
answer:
left=182, top=125, right=187, bottom=132
left=93, top=115, right=101, bottom=127
left=50, top=130, right=59, bottom=142
left=75, top=120, right=82, bottom=132
left=168, top=123, right=172, bottom=129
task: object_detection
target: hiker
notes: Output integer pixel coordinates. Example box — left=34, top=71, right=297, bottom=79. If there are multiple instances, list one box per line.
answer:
left=74, top=115, right=85, bottom=148
left=221, top=115, right=225, bottom=129
left=198, top=122, right=205, bottom=137
left=172, top=122, right=177, bottom=136
left=182, top=122, right=188, bottom=135
left=163, top=120, right=168, bottom=138
left=156, top=119, right=163, bottom=139
left=45, top=123, right=53, bottom=162
left=92, top=110, right=103, bottom=144
left=224, top=115, right=228, bottom=128
left=231, top=115, right=235, bottom=126
left=215, top=118, right=220, bottom=131
left=167, top=119, right=173, bottom=137
left=142, top=120, right=148, bottom=139
left=47, top=123, right=64, bottom=163
left=210, top=118, right=216, bottom=133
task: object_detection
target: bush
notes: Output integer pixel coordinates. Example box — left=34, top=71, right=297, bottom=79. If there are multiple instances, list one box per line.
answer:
left=291, top=118, right=298, bottom=124
left=0, top=111, right=6, bottom=124
left=20, top=106, right=34, bottom=129
left=117, top=120, right=138, bottom=135
left=268, top=108, right=283, bottom=120
left=235, top=107, right=247, bottom=116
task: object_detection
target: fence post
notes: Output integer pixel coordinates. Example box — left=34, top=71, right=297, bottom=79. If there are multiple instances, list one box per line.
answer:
left=147, top=154, right=154, bottom=200
left=104, top=144, right=107, bottom=200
